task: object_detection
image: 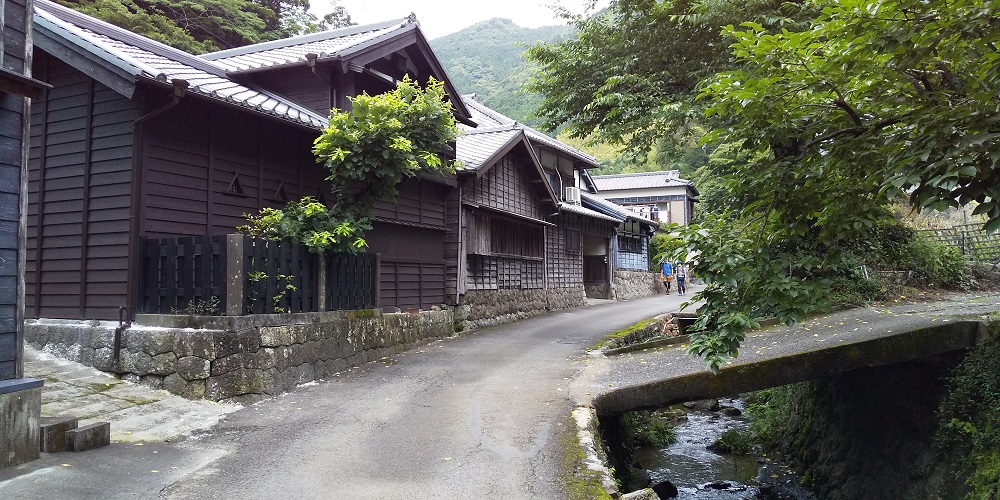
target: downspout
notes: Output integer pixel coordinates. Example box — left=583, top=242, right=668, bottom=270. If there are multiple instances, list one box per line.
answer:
left=118, top=79, right=188, bottom=368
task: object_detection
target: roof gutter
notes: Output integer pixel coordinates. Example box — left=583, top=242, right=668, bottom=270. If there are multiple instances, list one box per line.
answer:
left=124, top=79, right=188, bottom=321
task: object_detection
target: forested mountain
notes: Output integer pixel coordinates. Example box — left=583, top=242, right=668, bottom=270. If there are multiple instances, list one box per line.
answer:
left=430, top=18, right=571, bottom=129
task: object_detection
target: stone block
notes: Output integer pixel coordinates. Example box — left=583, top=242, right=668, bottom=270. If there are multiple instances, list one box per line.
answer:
left=140, top=374, right=165, bottom=390
left=66, top=422, right=111, bottom=452
left=212, top=353, right=246, bottom=376
left=121, top=351, right=152, bottom=375
left=214, top=328, right=260, bottom=358
left=149, top=352, right=177, bottom=376
left=138, top=330, right=178, bottom=356
left=90, top=329, right=114, bottom=349
left=175, top=330, right=218, bottom=359
left=40, top=416, right=78, bottom=453
left=259, top=326, right=294, bottom=347
left=163, top=373, right=188, bottom=395
left=91, top=348, right=115, bottom=372
left=0, top=381, right=42, bottom=468
left=206, top=368, right=274, bottom=401
left=176, top=356, right=211, bottom=380
left=184, top=380, right=207, bottom=400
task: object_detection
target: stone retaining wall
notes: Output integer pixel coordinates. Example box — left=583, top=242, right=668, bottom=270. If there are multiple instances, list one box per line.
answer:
left=454, top=287, right=587, bottom=331
left=611, top=270, right=664, bottom=300
left=24, top=309, right=453, bottom=402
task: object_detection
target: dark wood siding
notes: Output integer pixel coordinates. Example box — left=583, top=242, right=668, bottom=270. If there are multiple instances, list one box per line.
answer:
left=546, top=214, right=584, bottom=289
left=26, top=51, right=139, bottom=320
left=368, top=178, right=450, bottom=309
left=249, top=66, right=332, bottom=117
left=142, top=101, right=327, bottom=238
left=460, top=152, right=554, bottom=291
left=463, top=154, right=546, bottom=221
left=0, top=0, right=30, bottom=378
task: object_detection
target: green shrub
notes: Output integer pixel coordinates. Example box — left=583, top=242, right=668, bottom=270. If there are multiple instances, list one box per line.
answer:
left=905, top=233, right=969, bottom=288
left=935, top=328, right=1000, bottom=499
left=744, top=384, right=807, bottom=451
left=711, top=429, right=754, bottom=455
left=621, top=410, right=679, bottom=448
left=828, top=272, right=888, bottom=307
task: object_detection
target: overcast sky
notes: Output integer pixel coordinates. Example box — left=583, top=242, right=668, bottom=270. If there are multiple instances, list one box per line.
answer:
left=312, top=0, right=610, bottom=40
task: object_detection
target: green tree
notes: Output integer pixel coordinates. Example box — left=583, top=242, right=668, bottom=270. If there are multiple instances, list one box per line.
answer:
left=524, top=0, right=812, bottom=157
left=58, top=0, right=353, bottom=54
left=677, top=0, right=1000, bottom=371
left=313, top=76, right=460, bottom=218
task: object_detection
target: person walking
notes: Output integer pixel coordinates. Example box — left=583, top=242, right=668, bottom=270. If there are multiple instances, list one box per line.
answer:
left=660, top=259, right=674, bottom=293
left=676, top=263, right=686, bottom=295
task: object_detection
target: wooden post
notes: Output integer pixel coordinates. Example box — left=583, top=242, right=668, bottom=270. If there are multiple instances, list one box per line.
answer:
left=226, top=234, right=245, bottom=316
left=374, top=253, right=381, bottom=308
left=317, top=255, right=327, bottom=312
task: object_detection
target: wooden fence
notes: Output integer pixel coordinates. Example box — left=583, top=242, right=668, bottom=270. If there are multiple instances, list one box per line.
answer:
left=140, top=235, right=378, bottom=315
left=921, top=224, right=1000, bottom=263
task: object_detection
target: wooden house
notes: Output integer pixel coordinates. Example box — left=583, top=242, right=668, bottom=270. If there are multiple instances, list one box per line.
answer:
left=25, top=0, right=471, bottom=320
left=457, top=96, right=649, bottom=303
left=590, top=170, right=698, bottom=225
left=1, top=0, right=48, bottom=469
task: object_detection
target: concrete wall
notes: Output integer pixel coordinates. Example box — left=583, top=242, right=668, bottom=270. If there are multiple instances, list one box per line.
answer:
left=454, top=287, right=587, bottom=331
left=24, top=309, right=453, bottom=402
left=611, top=270, right=664, bottom=301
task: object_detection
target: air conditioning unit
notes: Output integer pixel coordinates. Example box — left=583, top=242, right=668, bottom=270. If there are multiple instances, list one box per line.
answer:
left=564, top=186, right=581, bottom=205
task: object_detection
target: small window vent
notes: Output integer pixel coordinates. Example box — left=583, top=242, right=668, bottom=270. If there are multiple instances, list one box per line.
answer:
left=225, top=172, right=244, bottom=196
left=272, top=181, right=288, bottom=202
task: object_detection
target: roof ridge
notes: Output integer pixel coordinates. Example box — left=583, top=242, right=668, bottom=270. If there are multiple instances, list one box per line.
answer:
left=202, top=17, right=413, bottom=61
left=35, top=0, right=229, bottom=78
left=463, top=125, right=520, bottom=135
left=593, top=170, right=680, bottom=178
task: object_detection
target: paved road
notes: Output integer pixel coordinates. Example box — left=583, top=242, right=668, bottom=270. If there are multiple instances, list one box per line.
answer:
left=580, top=291, right=1000, bottom=415
left=0, top=289, right=698, bottom=500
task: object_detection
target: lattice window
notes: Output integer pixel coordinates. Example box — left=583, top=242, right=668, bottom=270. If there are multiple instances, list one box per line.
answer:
left=618, top=235, right=643, bottom=253
left=564, top=227, right=581, bottom=254
left=490, top=217, right=543, bottom=258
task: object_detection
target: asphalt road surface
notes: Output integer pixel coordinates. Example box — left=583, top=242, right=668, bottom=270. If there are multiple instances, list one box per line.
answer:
left=0, top=291, right=690, bottom=500
left=162, top=293, right=690, bottom=500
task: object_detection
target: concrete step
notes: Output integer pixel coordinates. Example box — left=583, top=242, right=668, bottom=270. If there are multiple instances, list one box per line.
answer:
left=39, top=416, right=78, bottom=452
left=65, top=422, right=111, bottom=452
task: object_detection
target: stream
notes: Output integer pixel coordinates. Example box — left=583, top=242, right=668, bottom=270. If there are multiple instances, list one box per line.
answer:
left=627, top=398, right=816, bottom=499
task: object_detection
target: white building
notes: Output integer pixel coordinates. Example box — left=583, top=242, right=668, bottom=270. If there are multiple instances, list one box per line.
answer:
left=588, top=170, right=698, bottom=225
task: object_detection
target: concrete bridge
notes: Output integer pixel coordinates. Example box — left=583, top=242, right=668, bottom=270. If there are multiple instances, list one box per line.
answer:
left=581, top=292, right=1000, bottom=416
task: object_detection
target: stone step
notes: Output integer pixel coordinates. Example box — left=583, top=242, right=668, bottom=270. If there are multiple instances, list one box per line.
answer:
left=65, top=422, right=111, bottom=452
left=39, top=416, right=78, bottom=452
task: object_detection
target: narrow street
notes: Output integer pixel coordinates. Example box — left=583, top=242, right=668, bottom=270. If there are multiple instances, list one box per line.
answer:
left=0, top=291, right=697, bottom=500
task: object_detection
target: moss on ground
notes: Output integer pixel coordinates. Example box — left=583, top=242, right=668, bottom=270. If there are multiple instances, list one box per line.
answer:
left=558, top=413, right=613, bottom=500
left=594, top=318, right=660, bottom=350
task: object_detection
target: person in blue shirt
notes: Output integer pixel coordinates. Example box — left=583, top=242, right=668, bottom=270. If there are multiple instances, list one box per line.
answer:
left=661, top=260, right=674, bottom=292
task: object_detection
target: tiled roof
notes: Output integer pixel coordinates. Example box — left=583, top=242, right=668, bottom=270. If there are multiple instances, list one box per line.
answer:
left=203, top=18, right=414, bottom=73
left=558, top=202, right=622, bottom=223
left=33, top=0, right=328, bottom=129
left=591, top=170, right=695, bottom=191
left=456, top=126, right=523, bottom=172
left=581, top=191, right=657, bottom=227
left=460, top=95, right=599, bottom=168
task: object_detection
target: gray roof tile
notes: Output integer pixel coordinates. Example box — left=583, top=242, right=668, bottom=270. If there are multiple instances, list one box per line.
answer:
left=558, top=201, right=623, bottom=223
left=460, top=95, right=599, bottom=167
left=203, top=19, right=413, bottom=73
left=455, top=126, right=523, bottom=172
left=34, top=0, right=328, bottom=129
left=591, top=170, right=695, bottom=191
